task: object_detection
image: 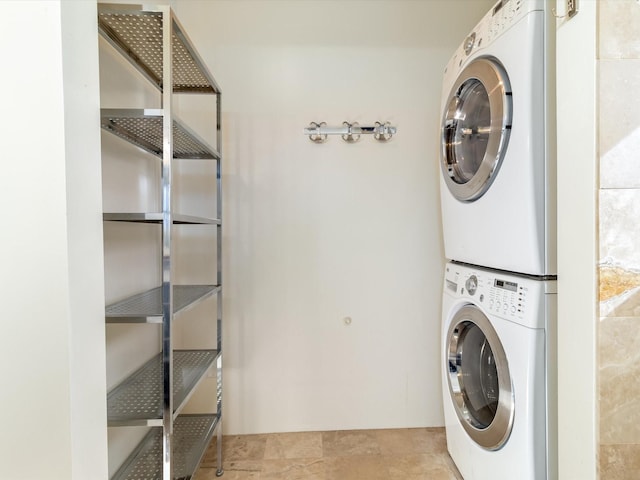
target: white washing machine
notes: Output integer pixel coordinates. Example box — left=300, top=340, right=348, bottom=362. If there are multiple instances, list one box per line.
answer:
left=441, top=261, right=556, bottom=479
left=439, top=0, right=556, bottom=276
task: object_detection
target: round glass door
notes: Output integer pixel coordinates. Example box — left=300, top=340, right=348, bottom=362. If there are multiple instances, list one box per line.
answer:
left=447, top=305, right=514, bottom=450
left=441, top=57, right=512, bottom=202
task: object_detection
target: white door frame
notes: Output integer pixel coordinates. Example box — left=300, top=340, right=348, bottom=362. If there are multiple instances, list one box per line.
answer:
left=555, top=1, right=598, bottom=479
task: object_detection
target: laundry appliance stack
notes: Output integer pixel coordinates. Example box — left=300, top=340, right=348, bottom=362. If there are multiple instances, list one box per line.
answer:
left=437, top=1, right=557, bottom=479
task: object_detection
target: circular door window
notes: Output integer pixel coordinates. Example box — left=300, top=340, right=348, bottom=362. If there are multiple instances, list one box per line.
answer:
left=441, top=57, right=512, bottom=202
left=446, top=305, right=514, bottom=450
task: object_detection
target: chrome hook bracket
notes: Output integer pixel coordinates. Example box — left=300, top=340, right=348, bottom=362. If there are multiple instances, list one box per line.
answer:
left=341, top=121, right=361, bottom=143
left=373, top=121, right=394, bottom=142
left=303, top=121, right=397, bottom=142
left=307, top=121, right=328, bottom=143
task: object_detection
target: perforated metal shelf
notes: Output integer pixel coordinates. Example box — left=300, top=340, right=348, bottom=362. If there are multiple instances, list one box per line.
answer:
left=103, top=213, right=220, bottom=225
left=98, top=4, right=221, bottom=94
left=101, top=109, right=220, bottom=160
left=108, top=350, right=219, bottom=426
left=106, top=285, right=219, bottom=323
left=112, top=413, right=219, bottom=480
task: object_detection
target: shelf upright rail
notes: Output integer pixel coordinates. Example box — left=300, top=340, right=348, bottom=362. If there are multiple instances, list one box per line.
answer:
left=215, top=80, right=224, bottom=478
left=160, top=6, right=175, bottom=479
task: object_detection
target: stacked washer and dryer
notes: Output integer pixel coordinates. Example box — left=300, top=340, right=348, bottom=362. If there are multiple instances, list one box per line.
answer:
left=438, top=1, right=556, bottom=479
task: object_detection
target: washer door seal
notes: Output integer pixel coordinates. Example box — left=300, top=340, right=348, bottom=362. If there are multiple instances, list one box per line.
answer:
left=446, top=304, right=514, bottom=450
left=441, top=57, right=512, bottom=202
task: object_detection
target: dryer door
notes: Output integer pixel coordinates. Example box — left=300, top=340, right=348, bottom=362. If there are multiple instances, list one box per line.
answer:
left=441, top=57, right=512, bottom=202
left=446, top=304, right=514, bottom=450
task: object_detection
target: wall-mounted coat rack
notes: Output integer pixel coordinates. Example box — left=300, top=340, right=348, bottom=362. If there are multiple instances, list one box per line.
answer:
left=304, top=121, right=397, bottom=143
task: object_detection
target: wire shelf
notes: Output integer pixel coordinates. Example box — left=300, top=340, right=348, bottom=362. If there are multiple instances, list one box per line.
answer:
left=103, top=213, right=220, bottom=225
left=106, top=285, right=219, bottom=323
left=107, top=350, right=219, bottom=426
left=101, top=109, right=220, bottom=160
left=98, top=5, right=220, bottom=94
left=111, top=414, right=219, bottom=480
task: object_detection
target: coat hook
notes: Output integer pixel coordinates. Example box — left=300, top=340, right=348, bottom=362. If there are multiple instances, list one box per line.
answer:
left=341, top=121, right=361, bottom=143
left=303, top=121, right=397, bottom=142
left=373, top=121, right=394, bottom=142
left=307, top=122, right=328, bottom=143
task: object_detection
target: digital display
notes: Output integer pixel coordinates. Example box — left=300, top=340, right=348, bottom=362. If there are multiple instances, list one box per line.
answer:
left=494, top=279, right=517, bottom=292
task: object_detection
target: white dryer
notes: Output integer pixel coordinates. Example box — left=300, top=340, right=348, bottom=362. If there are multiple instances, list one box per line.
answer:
left=439, top=0, right=555, bottom=276
left=441, top=261, right=556, bottom=479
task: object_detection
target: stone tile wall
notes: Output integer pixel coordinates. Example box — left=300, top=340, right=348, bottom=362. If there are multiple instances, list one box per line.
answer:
left=598, top=1, right=640, bottom=477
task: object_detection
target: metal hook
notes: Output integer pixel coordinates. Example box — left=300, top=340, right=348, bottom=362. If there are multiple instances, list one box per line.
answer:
left=341, top=121, right=361, bottom=143
left=308, top=122, right=328, bottom=143
left=373, top=121, right=394, bottom=142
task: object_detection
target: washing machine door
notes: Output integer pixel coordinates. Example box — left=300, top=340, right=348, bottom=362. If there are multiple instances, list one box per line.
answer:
left=441, top=57, right=512, bottom=202
left=446, top=304, right=514, bottom=450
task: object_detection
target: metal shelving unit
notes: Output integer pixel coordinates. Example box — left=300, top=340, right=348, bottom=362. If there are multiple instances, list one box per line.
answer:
left=99, top=3, right=223, bottom=479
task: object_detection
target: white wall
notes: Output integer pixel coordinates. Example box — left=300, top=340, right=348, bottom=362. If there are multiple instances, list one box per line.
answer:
left=176, top=0, right=494, bottom=435
left=61, top=2, right=109, bottom=478
left=0, top=1, right=107, bottom=479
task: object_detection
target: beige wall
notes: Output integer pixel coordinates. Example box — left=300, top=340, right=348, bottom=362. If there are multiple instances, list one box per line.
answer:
left=598, top=0, right=640, bottom=477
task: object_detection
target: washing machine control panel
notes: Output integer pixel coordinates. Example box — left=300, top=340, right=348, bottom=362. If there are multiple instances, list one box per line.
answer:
left=444, top=263, right=553, bottom=329
left=487, top=278, right=527, bottom=320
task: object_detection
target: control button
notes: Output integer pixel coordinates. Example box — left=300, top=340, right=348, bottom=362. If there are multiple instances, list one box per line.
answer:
left=479, top=294, right=484, bottom=302
left=511, top=306, right=516, bottom=313
left=496, top=302, right=502, bottom=310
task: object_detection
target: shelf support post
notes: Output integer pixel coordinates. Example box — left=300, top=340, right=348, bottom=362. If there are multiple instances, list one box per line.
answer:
left=215, top=82, right=225, bottom=479
left=161, top=5, right=174, bottom=480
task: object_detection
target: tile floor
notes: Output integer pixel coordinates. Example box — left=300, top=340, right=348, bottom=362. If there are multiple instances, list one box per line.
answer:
left=194, top=428, right=463, bottom=480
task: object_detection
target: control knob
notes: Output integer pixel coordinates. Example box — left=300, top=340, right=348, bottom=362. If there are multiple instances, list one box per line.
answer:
left=465, top=275, right=478, bottom=296
left=464, top=32, right=476, bottom=55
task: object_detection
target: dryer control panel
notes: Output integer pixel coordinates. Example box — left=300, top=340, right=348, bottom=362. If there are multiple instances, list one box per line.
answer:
left=444, top=262, right=555, bottom=330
